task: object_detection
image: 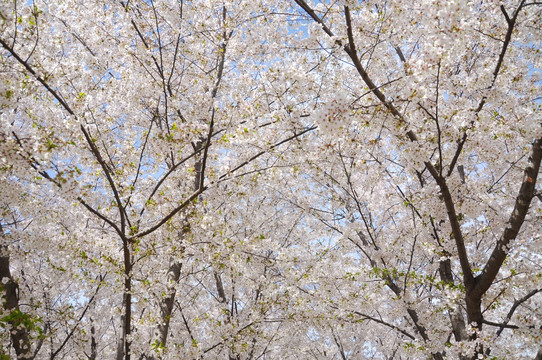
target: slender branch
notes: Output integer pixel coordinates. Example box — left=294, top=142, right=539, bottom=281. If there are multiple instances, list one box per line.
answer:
left=80, top=125, right=127, bottom=238
left=292, top=0, right=335, bottom=38
left=377, top=270, right=432, bottom=343
left=493, top=1, right=526, bottom=83
left=497, top=289, right=542, bottom=336
left=50, top=274, right=106, bottom=359
left=140, top=146, right=205, bottom=218
left=446, top=0, right=526, bottom=177
left=199, top=111, right=214, bottom=191
left=351, top=77, right=403, bottom=106
left=130, top=187, right=205, bottom=240
left=167, top=34, right=182, bottom=95
left=487, top=155, right=526, bottom=193
left=202, top=322, right=255, bottom=354
left=343, top=6, right=417, bottom=142
left=177, top=301, right=195, bottom=343
left=78, top=197, right=124, bottom=237
left=447, top=134, right=468, bottom=178
left=332, top=330, right=347, bottom=360
left=129, top=120, right=154, bottom=196
left=120, top=1, right=164, bottom=80
left=0, top=37, right=75, bottom=115
left=434, top=61, right=442, bottom=175
left=59, top=18, right=96, bottom=57
left=483, top=319, right=519, bottom=329
left=196, top=3, right=227, bottom=190
left=350, top=310, right=415, bottom=340
left=217, top=126, right=317, bottom=182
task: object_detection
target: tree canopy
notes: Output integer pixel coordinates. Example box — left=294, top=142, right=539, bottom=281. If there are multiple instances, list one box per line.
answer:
left=1, top=0, right=541, bottom=359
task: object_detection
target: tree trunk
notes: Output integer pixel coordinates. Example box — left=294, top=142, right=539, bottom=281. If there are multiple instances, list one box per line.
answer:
left=117, top=240, right=133, bottom=360
left=151, top=258, right=182, bottom=354
left=0, top=244, right=31, bottom=358
left=149, top=140, right=203, bottom=357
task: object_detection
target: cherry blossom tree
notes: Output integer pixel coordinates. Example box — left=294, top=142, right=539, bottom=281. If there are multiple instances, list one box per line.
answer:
left=1, top=0, right=541, bottom=359
left=281, top=0, right=542, bottom=359
left=0, top=0, right=313, bottom=358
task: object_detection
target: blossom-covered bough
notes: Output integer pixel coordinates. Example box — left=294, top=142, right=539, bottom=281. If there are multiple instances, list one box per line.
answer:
left=0, top=0, right=541, bottom=359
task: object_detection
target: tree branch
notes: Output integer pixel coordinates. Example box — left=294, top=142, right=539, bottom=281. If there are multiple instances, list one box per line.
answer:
left=130, top=187, right=205, bottom=240
left=446, top=0, right=526, bottom=177
left=217, top=125, right=316, bottom=182
left=0, top=37, right=75, bottom=116
left=343, top=6, right=417, bottom=142
left=77, top=197, right=125, bottom=238
left=349, top=310, right=415, bottom=340
left=426, top=164, right=474, bottom=288
left=1, top=36, right=131, bottom=242
left=497, top=289, right=542, bottom=336
left=50, top=274, right=106, bottom=359
left=482, top=319, right=518, bottom=329
left=80, top=125, right=127, bottom=238
left=475, top=138, right=542, bottom=297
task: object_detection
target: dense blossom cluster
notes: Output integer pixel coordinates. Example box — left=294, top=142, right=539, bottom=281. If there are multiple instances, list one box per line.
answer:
left=314, top=93, right=351, bottom=137
left=0, top=0, right=541, bottom=359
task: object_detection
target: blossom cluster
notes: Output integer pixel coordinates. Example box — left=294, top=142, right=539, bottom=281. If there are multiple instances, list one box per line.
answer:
left=314, top=93, right=351, bottom=137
